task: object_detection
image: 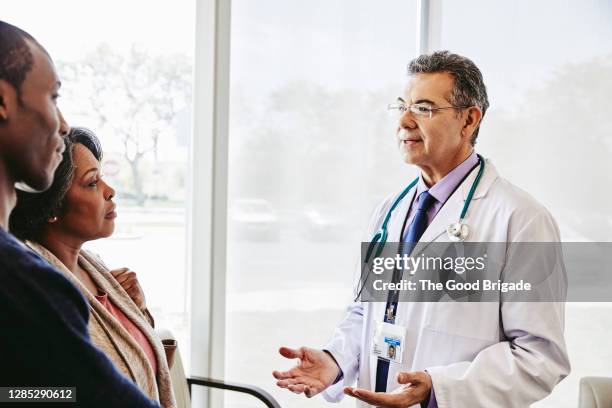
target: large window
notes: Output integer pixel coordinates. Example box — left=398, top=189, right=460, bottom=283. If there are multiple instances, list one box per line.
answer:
left=226, top=1, right=612, bottom=407
left=3, top=0, right=195, bottom=371
left=226, top=1, right=417, bottom=406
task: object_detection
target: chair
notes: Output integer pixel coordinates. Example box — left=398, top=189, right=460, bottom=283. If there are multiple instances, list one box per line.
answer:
left=156, top=329, right=281, bottom=408
left=579, top=377, right=612, bottom=408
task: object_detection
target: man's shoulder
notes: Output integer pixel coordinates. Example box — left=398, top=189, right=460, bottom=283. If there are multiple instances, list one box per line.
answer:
left=0, top=229, right=89, bottom=320
left=0, top=228, right=44, bottom=266
left=0, top=229, right=64, bottom=288
left=487, top=174, right=561, bottom=241
left=489, top=175, right=551, bottom=217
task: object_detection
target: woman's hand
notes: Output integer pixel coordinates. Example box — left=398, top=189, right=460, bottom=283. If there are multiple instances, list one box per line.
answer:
left=111, top=267, right=147, bottom=311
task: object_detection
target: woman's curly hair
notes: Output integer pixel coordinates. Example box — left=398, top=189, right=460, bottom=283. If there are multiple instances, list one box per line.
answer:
left=9, top=127, right=103, bottom=242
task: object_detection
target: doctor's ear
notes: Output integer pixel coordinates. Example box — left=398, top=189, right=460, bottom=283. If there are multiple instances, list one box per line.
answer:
left=461, top=106, right=482, bottom=138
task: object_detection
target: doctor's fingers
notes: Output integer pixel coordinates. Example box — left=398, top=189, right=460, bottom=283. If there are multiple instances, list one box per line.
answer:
left=396, top=371, right=421, bottom=385
left=286, top=383, right=322, bottom=398
left=345, top=387, right=416, bottom=408
left=275, top=375, right=314, bottom=388
left=272, top=366, right=304, bottom=380
left=278, top=346, right=305, bottom=360
left=275, top=377, right=303, bottom=388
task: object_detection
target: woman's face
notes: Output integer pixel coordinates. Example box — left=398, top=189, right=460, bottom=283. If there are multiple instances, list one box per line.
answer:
left=56, top=143, right=117, bottom=242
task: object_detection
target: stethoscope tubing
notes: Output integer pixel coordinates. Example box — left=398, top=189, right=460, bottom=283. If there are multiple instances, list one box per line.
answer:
left=355, top=154, right=485, bottom=301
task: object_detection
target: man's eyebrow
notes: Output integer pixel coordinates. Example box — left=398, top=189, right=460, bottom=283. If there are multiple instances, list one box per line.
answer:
left=413, top=98, right=436, bottom=105
left=399, top=96, right=438, bottom=105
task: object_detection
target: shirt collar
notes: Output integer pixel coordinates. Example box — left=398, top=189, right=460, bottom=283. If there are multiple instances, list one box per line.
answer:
left=415, top=150, right=479, bottom=205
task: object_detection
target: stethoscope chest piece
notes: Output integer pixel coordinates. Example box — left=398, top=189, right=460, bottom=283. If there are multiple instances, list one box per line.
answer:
left=447, top=222, right=469, bottom=242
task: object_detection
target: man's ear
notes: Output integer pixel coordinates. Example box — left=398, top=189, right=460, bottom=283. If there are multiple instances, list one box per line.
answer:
left=0, top=80, right=17, bottom=122
left=463, top=106, right=482, bottom=139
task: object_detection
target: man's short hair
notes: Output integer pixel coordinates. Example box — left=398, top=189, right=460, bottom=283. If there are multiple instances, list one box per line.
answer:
left=408, top=51, right=490, bottom=145
left=0, top=20, right=36, bottom=95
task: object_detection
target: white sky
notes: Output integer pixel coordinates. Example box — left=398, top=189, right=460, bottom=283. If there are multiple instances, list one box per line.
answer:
left=2, top=0, right=195, bottom=59
left=6, top=0, right=610, bottom=105
left=4, top=0, right=611, bottom=115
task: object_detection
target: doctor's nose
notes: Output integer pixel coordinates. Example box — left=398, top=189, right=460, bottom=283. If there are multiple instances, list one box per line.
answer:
left=398, top=111, right=417, bottom=129
left=399, top=110, right=418, bottom=130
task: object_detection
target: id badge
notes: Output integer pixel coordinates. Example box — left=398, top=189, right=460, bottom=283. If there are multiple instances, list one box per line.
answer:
left=371, top=321, right=405, bottom=363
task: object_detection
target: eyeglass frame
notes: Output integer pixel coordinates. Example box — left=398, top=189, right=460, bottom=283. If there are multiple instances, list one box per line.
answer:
left=387, top=97, right=472, bottom=119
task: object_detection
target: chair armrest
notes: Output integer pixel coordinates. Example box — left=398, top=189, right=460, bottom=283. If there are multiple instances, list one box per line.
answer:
left=187, top=376, right=281, bottom=408
left=154, top=328, right=177, bottom=369
left=579, top=377, right=612, bottom=408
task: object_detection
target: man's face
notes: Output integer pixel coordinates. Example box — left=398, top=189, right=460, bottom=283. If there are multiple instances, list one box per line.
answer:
left=395, top=72, right=469, bottom=169
left=1, top=40, right=69, bottom=192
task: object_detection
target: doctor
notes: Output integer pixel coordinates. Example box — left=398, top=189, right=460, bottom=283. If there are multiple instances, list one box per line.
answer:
left=272, top=51, right=570, bottom=407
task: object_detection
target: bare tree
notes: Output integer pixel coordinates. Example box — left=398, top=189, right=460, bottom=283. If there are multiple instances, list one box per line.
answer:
left=59, top=44, right=192, bottom=205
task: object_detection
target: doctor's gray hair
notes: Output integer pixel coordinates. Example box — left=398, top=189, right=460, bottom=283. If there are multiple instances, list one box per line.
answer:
left=408, top=51, right=489, bottom=145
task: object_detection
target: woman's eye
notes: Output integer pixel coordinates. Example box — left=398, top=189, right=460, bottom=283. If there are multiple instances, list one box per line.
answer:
left=417, top=106, right=430, bottom=113
left=88, top=179, right=98, bottom=187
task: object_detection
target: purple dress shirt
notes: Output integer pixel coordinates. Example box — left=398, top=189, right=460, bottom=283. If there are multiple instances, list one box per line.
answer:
left=403, top=150, right=479, bottom=241
left=404, top=150, right=479, bottom=408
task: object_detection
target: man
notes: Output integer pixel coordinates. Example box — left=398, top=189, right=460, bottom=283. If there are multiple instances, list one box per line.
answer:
left=387, top=345, right=396, bottom=361
left=273, top=51, right=570, bottom=407
left=0, top=20, right=160, bottom=407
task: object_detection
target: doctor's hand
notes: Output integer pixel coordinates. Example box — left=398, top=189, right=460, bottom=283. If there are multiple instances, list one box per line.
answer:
left=272, top=346, right=340, bottom=398
left=344, top=371, right=432, bottom=408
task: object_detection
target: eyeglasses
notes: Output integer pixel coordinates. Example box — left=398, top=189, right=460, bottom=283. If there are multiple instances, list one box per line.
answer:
left=387, top=97, right=471, bottom=119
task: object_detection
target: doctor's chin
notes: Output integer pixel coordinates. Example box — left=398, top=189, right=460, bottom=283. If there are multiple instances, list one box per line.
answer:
left=2, top=2, right=611, bottom=408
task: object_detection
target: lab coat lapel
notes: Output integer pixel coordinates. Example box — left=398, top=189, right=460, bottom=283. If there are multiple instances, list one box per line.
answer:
left=415, top=159, right=499, bottom=252
left=419, top=192, right=462, bottom=245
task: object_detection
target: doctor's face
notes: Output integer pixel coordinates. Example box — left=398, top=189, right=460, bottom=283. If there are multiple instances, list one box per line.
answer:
left=395, top=72, right=472, bottom=170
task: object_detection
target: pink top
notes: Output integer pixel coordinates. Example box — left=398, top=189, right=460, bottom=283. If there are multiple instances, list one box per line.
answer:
left=94, top=292, right=157, bottom=375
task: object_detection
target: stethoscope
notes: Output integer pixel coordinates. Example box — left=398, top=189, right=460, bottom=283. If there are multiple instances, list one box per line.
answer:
left=361, top=153, right=486, bottom=275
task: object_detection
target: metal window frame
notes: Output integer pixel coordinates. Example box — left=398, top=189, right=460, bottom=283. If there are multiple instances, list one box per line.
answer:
left=189, top=0, right=231, bottom=407
left=417, top=0, right=442, bottom=54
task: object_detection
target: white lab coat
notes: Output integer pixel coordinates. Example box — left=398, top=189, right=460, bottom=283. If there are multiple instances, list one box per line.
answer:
left=323, top=159, right=570, bottom=408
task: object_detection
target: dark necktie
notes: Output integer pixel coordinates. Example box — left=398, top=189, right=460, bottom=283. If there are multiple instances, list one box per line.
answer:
left=375, top=190, right=437, bottom=392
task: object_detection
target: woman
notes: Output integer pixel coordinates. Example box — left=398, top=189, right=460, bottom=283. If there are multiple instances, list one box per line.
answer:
left=10, top=127, right=176, bottom=408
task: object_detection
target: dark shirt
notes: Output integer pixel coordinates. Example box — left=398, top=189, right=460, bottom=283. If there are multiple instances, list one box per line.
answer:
left=0, top=228, right=161, bottom=407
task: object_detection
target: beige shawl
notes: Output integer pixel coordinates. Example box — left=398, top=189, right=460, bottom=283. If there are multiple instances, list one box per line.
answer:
left=27, top=242, right=176, bottom=408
